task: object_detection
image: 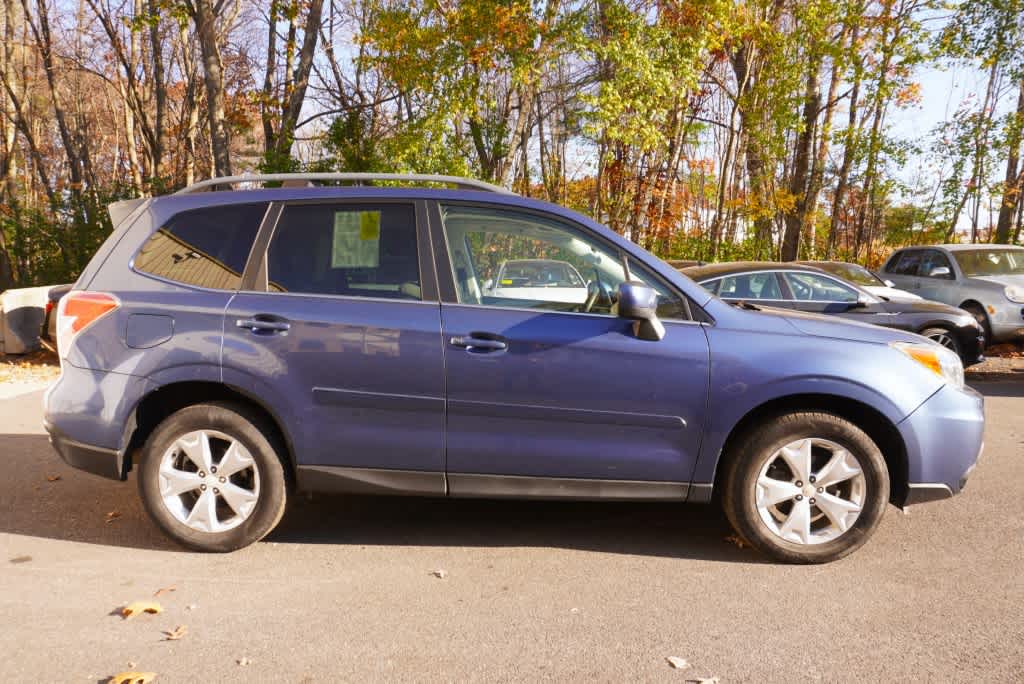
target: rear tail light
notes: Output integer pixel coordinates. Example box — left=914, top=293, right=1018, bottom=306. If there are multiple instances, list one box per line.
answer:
left=56, top=291, right=120, bottom=360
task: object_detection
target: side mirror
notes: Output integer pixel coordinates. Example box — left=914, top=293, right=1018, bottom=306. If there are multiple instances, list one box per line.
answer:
left=883, top=279, right=896, bottom=287
left=929, top=266, right=952, bottom=279
left=617, top=281, right=664, bottom=341
left=849, top=293, right=873, bottom=309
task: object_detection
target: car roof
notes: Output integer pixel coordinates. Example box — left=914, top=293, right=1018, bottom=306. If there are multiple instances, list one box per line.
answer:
left=796, top=260, right=867, bottom=269
left=893, top=244, right=1024, bottom=252
left=680, top=261, right=830, bottom=281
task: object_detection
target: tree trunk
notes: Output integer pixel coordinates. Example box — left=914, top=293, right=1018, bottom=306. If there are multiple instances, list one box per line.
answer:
left=780, top=57, right=821, bottom=261
left=995, top=79, right=1024, bottom=244
left=192, top=0, right=231, bottom=177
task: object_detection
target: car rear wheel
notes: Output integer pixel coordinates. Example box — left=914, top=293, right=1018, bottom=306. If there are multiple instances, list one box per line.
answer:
left=721, top=412, right=889, bottom=564
left=138, top=402, right=288, bottom=552
left=919, top=326, right=961, bottom=358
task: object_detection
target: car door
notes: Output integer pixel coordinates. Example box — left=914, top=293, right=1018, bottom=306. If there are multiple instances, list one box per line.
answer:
left=432, top=202, right=710, bottom=496
left=883, top=249, right=925, bottom=292
left=221, top=198, right=447, bottom=492
left=779, top=271, right=909, bottom=330
left=703, top=271, right=791, bottom=308
left=917, top=249, right=957, bottom=304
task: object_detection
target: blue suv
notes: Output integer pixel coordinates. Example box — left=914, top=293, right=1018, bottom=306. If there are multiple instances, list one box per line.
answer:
left=43, top=174, right=984, bottom=563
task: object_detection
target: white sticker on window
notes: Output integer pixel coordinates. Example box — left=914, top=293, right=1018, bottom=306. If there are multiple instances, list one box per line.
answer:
left=332, top=211, right=381, bottom=268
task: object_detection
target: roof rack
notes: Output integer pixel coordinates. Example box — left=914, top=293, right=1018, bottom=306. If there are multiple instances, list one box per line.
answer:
left=173, top=173, right=514, bottom=195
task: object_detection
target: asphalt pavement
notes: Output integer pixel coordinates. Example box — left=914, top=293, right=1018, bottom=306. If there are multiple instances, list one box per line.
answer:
left=1, top=383, right=1022, bottom=682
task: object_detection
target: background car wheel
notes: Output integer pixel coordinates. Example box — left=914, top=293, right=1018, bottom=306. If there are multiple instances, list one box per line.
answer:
left=961, top=303, right=991, bottom=346
left=919, top=326, right=961, bottom=358
left=138, top=401, right=288, bottom=552
left=721, top=411, right=889, bottom=564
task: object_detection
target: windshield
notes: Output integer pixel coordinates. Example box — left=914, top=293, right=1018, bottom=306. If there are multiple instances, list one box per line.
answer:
left=817, top=262, right=883, bottom=287
left=954, top=249, right=1024, bottom=277
left=498, top=261, right=584, bottom=287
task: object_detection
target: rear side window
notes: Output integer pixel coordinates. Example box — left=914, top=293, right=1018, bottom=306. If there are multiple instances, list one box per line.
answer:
left=266, top=203, right=421, bottom=299
left=888, top=250, right=923, bottom=276
left=714, top=272, right=782, bottom=300
left=134, top=203, right=267, bottom=289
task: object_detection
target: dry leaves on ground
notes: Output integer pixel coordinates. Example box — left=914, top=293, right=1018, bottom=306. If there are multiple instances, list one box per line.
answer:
left=163, top=625, right=187, bottom=641
left=45, top=475, right=61, bottom=482
left=108, top=671, right=157, bottom=684
left=120, top=601, right=163, bottom=619
left=431, top=569, right=448, bottom=579
left=686, top=678, right=719, bottom=684
left=666, top=656, right=691, bottom=669
left=153, top=585, right=176, bottom=597
left=724, top=534, right=747, bottom=549
left=9, top=555, right=32, bottom=564
left=0, top=350, right=60, bottom=384
left=106, top=511, right=122, bottom=524
left=237, top=657, right=252, bottom=666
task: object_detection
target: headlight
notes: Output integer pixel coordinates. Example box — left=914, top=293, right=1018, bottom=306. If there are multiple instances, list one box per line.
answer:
left=891, top=341, right=964, bottom=390
left=1005, top=285, right=1024, bottom=303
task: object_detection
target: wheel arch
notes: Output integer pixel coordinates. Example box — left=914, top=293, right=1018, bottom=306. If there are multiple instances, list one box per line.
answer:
left=711, top=393, right=908, bottom=506
left=122, top=380, right=297, bottom=485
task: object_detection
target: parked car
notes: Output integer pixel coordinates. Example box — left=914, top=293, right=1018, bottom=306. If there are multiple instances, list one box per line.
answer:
left=880, top=244, right=1024, bottom=343
left=681, top=262, right=984, bottom=366
left=797, top=261, right=920, bottom=301
left=483, top=259, right=589, bottom=304
left=44, top=173, right=983, bottom=564
left=39, top=284, right=73, bottom=352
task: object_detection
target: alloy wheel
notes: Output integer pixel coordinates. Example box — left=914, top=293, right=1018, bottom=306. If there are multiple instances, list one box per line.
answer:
left=754, top=437, right=866, bottom=545
left=158, top=429, right=261, bottom=533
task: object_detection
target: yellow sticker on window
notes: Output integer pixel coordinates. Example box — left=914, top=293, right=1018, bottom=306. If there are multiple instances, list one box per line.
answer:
left=333, top=210, right=381, bottom=268
left=360, top=211, right=381, bottom=241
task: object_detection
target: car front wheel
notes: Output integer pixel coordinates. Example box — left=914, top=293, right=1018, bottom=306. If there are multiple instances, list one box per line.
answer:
left=138, top=402, right=288, bottom=552
left=721, top=412, right=889, bottom=564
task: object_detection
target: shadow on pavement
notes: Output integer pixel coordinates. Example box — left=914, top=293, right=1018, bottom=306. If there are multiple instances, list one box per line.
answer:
left=970, top=380, right=1024, bottom=398
left=1, top=433, right=755, bottom=563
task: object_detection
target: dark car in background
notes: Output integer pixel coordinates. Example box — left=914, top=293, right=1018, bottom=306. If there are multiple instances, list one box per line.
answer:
left=797, top=261, right=920, bottom=301
left=682, top=262, right=985, bottom=366
left=39, top=283, right=73, bottom=352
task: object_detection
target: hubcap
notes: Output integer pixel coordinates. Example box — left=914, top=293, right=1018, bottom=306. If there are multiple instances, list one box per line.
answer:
left=158, top=430, right=260, bottom=533
left=755, top=438, right=866, bottom=545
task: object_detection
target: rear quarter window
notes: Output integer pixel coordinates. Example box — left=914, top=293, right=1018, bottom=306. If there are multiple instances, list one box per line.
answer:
left=134, top=203, right=268, bottom=289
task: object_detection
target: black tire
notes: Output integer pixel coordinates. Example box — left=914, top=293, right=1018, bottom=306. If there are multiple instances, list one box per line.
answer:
left=918, top=326, right=962, bottom=358
left=721, top=411, right=889, bottom=564
left=137, top=401, right=288, bottom=552
left=961, top=303, right=991, bottom=346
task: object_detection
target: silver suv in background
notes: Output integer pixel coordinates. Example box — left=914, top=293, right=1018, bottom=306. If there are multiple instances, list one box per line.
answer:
left=881, top=244, right=1024, bottom=343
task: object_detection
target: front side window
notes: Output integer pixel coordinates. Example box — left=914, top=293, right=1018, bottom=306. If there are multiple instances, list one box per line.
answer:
left=920, top=250, right=954, bottom=279
left=134, top=203, right=267, bottom=289
left=266, top=203, right=421, bottom=299
left=440, top=204, right=687, bottom=319
left=713, top=272, right=783, bottom=300
left=783, top=272, right=859, bottom=303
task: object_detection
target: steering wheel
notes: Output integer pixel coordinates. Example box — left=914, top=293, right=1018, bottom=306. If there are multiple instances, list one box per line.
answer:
left=583, top=271, right=613, bottom=313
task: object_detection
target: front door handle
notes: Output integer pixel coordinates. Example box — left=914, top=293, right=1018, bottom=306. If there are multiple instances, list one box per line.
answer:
left=450, top=335, right=507, bottom=352
left=236, top=317, right=291, bottom=333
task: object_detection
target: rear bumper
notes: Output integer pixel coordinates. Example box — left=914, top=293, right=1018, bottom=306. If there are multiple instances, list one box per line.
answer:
left=44, top=420, right=125, bottom=480
left=897, top=385, right=984, bottom=506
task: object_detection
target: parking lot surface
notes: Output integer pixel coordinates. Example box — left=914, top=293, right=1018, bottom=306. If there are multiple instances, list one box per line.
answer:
left=1, top=383, right=1022, bottom=682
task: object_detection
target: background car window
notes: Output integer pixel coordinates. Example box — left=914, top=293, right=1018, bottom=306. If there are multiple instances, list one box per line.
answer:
left=919, top=250, right=953, bottom=279
left=952, top=248, right=1024, bottom=276
left=783, top=272, right=859, bottom=302
left=440, top=204, right=688, bottom=319
left=266, top=203, right=421, bottom=299
left=714, top=272, right=782, bottom=300
left=134, top=203, right=267, bottom=289
left=889, top=250, right=923, bottom=276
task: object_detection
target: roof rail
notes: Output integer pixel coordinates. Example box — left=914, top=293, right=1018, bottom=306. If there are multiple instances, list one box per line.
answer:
left=173, top=173, right=514, bottom=195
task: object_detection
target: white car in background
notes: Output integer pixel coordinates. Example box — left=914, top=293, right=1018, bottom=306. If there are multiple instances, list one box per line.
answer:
left=484, top=259, right=589, bottom=304
left=799, top=260, right=922, bottom=301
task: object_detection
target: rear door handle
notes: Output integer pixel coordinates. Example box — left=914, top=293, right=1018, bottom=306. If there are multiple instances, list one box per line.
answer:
left=236, top=317, right=291, bottom=333
left=450, top=335, right=507, bottom=352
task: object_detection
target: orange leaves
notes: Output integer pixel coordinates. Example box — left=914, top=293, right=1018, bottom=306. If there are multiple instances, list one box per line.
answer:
left=120, top=601, right=163, bottom=620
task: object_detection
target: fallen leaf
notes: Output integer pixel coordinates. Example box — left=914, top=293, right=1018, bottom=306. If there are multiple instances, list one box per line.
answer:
left=108, top=671, right=157, bottom=684
left=46, top=475, right=61, bottom=482
left=666, top=656, right=691, bottom=670
left=724, top=534, right=747, bottom=549
left=9, top=555, right=32, bottom=564
left=431, top=569, right=448, bottom=579
left=686, top=678, right=719, bottom=684
left=106, top=511, right=122, bottom=524
left=237, top=657, right=252, bottom=666
left=569, top=607, right=580, bottom=614
left=153, top=585, right=176, bottom=598
left=120, top=601, right=163, bottom=619
left=185, top=604, right=197, bottom=611
left=163, top=625, right=187, bottom=641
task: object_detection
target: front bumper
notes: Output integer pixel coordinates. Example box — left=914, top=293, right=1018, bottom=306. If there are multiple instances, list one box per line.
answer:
left=897, top=384, right=984, bottom=507
left=988, top=301, right=1024, bottom=342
